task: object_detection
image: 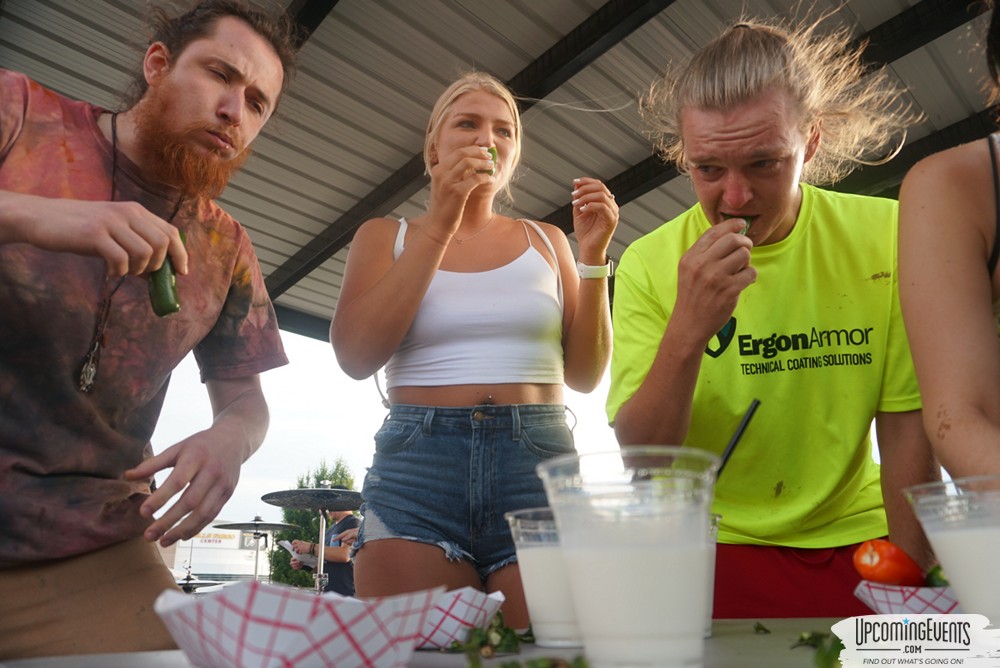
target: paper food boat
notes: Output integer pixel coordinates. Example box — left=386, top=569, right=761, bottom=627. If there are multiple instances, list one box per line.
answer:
left=417, top=586, right=505, bottom=649
left=854, top=580, right=962, bottom=615
left=155, top=580, right=442, bottom=668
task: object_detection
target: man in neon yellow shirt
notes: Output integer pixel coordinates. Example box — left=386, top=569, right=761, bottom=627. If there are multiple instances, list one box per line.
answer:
left=608, top=17, right=938, bottom=618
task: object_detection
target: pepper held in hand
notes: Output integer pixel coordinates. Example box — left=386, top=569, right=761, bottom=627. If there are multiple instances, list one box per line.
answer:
left=852, top=539, right=924, bottom=586
left=476, top=146, right=497, bottom=176
left=149, top=230, right=186, bottom=317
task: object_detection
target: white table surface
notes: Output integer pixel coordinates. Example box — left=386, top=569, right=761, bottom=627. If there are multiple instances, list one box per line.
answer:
left=0, top=618, right=837, bottom=667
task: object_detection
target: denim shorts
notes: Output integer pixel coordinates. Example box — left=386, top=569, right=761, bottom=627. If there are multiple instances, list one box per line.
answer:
left=356, top=403, right=575, bottom=580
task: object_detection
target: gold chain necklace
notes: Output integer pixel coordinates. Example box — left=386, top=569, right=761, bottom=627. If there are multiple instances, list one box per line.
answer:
left=78, top=113, right=183, bottom=393
left=454, top=212, right=496, bottom=244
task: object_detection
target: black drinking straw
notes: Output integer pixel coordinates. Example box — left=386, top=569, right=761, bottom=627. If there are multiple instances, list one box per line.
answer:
left=717, top=398, right=760, bottom=476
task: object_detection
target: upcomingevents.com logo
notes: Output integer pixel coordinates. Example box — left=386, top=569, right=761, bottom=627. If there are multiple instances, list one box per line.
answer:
left=855, top=617, right=972, bottom=647
left=833, top=615, right=1000, bottom=667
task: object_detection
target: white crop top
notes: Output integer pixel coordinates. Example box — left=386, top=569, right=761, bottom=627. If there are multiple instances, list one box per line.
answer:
left=384, top=218, right=565, bottom=388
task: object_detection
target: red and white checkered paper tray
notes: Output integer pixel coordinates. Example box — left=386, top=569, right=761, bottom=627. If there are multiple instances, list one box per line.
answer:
left=154, top=580, right=444, bottom=668
left=854, top=580, right=963, bottom=615
left=417, top=586, right=505, bottom=649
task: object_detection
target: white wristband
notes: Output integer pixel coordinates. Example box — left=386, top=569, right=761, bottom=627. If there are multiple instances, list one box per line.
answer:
left=577, top=258, right=613, bottom=279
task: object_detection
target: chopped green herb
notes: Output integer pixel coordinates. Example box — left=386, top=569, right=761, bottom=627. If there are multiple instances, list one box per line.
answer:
left=792, top=631, right=829, bottom=649
left=449, top=613, right=588, bottom=667
left=450, top=611, right=520, bottom=662
left=925, top=564, right=950, bottom=587
left=813, top=633, right=845, bottom=668
left=495, top=658, right=590, bottom=668
left=791, top=630, right=844, bottom=668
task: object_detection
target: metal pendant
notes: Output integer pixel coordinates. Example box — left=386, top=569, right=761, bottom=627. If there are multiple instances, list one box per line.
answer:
left=78, top=341, right=101, bottom=393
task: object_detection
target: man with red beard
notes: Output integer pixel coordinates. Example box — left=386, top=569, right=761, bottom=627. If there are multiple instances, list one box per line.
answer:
left=0, top=1, right=297, bottom=658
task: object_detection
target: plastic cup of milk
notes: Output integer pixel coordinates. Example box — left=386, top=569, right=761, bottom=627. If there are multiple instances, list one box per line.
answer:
left=505, top=507, right=582, bottom=648
left=906, top=474, right=1000, bottom=627
left=537, top=446, right=720, bottom=668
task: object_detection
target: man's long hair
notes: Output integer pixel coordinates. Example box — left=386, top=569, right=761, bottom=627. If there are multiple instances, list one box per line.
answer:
left=640, top=11, right=918, bottom=186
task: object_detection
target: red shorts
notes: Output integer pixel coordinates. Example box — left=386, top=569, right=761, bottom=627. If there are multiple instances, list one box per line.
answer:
left=714, top=542, right=874, bottom=618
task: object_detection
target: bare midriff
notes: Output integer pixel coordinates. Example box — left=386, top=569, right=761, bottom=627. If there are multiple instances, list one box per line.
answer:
left=388, top=383, right=563, bottom=407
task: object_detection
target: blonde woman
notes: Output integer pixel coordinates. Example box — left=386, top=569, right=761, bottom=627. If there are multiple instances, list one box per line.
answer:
left=330, top=72, right=617, bottom=627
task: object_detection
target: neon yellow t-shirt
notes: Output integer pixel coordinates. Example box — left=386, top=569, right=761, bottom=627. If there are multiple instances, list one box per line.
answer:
left=606, top=184, right=921, bottom=548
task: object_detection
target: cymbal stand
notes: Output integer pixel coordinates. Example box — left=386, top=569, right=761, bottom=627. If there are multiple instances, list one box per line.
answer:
left=252, top=530, right=268, bottom=582
left=181, top=539, right=197, bottom=593
left=313, top=480, right=331, bottom=594
left=180, top=571, right=199, bottom=594
left=314, top=510, right=327, bottom=594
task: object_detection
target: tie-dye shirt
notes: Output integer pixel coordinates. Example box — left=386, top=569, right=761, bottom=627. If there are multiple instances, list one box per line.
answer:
left=0, top=69, right=288, bottom=566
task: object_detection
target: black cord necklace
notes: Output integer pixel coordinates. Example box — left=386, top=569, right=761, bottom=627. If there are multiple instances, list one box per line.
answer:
left=78, top=112, right=183, bottom=393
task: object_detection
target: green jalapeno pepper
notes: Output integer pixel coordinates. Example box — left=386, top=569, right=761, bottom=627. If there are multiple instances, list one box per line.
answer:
left=149, top=230, right=186, bottom=317
left=477, top=146, right=498, bottom=176
left=722, top=213, right=756, bottom=235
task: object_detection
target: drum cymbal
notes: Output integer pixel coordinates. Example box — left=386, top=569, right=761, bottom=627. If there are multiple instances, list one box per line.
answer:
left=213, top=515, right=300, bottom=532
left=179, top=580, right=225, bottom=593
left=261, top=488, right=363, bottom=511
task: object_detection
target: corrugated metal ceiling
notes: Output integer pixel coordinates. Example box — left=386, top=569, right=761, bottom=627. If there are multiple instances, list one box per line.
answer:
left=0, top=0, right=992, bottom=341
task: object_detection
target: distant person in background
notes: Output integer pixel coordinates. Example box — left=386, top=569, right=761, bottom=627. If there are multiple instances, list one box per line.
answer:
left=607, top=15, right=938, bottom=618
left=898, top=0, right=1000, bottom=478
left=291, top=504, right=362, bottom=596
left=0, top=0, right=296, bottom=658
left=330, top=71, right=618, bottom=628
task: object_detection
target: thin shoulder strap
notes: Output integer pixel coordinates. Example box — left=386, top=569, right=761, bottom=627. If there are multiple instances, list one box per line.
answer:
left=376, top=218, right=409, bottom=409
left=522, top=219, right=564, bottom=311
left=988, top=135, right=1000, bottom=276
left=393, top=218, right=408, bottom=260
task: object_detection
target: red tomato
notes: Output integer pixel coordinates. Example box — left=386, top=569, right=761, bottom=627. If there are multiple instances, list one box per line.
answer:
left=853, top=539, right=925, bottom=586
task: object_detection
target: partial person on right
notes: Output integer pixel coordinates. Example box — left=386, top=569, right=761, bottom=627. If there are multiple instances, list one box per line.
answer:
left=898, top=0, right=1000, bottom=478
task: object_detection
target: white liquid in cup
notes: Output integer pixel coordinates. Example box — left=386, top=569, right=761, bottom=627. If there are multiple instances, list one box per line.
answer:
left=516, top=544, right=582, bottom=647
left=506, top=507, right=582, bottom=648
left=537, top=446, right=720, bottom=668
left=907, top=475, right=1000, bottom=628
left=562, top=544, right=709, bottom=667
left=924, top=524, right=1000, bottom=624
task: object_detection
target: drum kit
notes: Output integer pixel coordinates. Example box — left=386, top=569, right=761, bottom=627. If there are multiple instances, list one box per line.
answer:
left=209, top=483, right=361, bottom=593
left=176, top=569, right=224, bottom=594
left=212, top=514, right=301, bottom=584
left=260, top=483, right=363, bottom=594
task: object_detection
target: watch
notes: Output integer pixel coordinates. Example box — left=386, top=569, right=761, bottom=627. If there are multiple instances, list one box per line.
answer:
left=577, top=257, right=614, bottom=279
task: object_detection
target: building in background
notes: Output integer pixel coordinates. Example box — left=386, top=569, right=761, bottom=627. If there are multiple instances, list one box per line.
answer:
left=160, top=521, right=274, bottom=584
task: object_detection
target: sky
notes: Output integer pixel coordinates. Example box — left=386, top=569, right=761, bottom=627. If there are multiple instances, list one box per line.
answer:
left=151, top=331, right=618, bottom=527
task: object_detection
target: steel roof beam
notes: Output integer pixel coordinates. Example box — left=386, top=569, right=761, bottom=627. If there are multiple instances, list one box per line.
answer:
left=538, top=0, right=989, bottom=234
left=266, top=0, right=679, bottom=298
left=287, top=0, right=339, bottom=49
left=272, top=0, right=989, bottom=341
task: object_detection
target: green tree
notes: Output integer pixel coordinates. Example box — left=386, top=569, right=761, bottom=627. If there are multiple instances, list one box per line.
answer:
left=268, top=457, right=356, bottom=587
